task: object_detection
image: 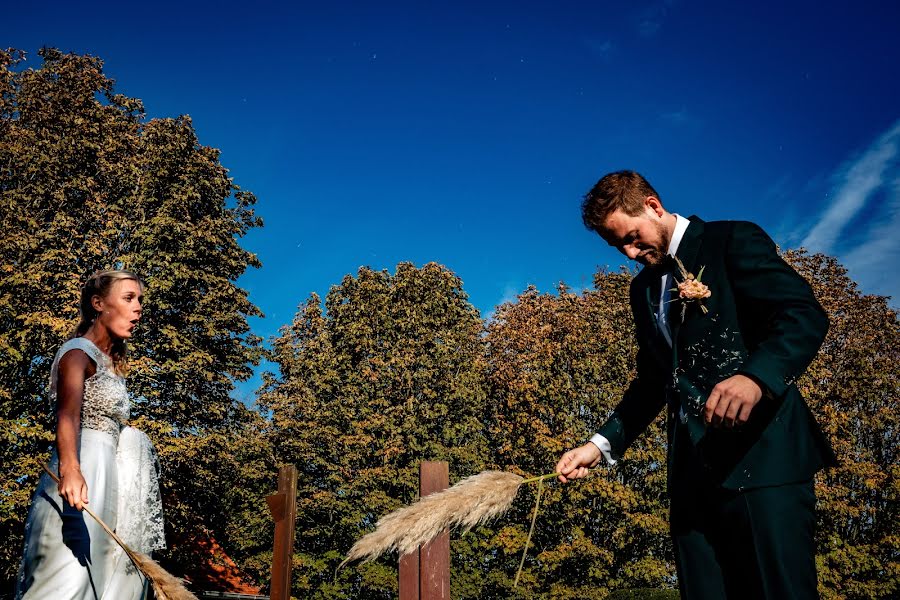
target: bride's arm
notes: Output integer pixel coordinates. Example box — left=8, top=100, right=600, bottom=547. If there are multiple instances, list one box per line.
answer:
left=55, top=349, right=95, bottom=511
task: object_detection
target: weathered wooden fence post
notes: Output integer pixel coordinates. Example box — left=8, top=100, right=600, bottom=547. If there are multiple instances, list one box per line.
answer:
left=399, top=461, right=450, bottom=600
left=266, top=464, right=298, bottom=600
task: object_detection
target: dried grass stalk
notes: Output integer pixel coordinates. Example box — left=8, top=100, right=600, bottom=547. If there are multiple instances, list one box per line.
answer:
left=42, top=464, right=197, bottom=600
left=130, top=552, right=198, bottom=600
left=341, top=470, right=526, bottom=566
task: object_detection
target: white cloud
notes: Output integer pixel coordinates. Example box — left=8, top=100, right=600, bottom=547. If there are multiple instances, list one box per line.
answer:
left=801, top=118, right=900, bottom=304
left=483, top=283, right=524, bottom=322
left=839, top=174, right=900, bottom=298
left=801, top=120, right=900, bottom=252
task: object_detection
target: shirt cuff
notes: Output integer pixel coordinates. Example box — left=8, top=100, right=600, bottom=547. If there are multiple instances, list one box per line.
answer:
left=589, top=433, right=617, bottom=466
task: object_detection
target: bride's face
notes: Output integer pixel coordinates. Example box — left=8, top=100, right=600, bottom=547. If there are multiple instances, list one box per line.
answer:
left=94, top=279, right=144, bottom=340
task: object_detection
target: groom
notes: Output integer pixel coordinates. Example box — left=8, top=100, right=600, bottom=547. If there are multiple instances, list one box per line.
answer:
left=555, top=171, right=836, bottom=599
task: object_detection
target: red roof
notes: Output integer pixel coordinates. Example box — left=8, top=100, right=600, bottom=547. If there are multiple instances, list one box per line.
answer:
left=170, top=532, right=263, bottom=595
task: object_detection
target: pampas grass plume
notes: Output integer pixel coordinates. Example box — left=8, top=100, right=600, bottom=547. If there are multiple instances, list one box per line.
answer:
left=131, top=551, right=198, bottom=600
left=342, top=470, right=525, bottom=566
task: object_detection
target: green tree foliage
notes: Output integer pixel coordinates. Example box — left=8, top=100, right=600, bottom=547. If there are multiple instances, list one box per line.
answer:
left=480, top=274, right=673, bottom=598
left=784, top=251, right=899, bottom=600
left=146, top=406, right=274, bottom=588
left=259, top=262, right=491, bottom=598
left=0, top=48, right=266, bottom=587
left=122, top=113, right=264, bottom=429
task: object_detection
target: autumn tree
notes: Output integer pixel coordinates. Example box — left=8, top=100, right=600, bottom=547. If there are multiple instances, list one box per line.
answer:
left=149, top=404, right=275, bottom=589
left=0, top=47, right=266, bottom=588
left=259, top=262, right=491, bottom=598
left=480, top=272, right=673, bottom=598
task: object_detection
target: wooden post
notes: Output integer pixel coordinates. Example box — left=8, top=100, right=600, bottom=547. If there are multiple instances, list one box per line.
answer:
left=266, top=465, right=298, bottom=600
left=398, top=543, right=420, bottom=600
left=419, top=461, right=450, bottom=600
left=399, top=461, right=450, bottom=600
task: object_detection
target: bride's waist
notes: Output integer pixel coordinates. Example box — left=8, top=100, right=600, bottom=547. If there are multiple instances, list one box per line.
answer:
left=47, top=428, right=119, bottom=459
left=44, top=429, right=119, bottom=482
left=80, top=415, right=126, bottom=440
left=79, top=427, right=120, bottom=446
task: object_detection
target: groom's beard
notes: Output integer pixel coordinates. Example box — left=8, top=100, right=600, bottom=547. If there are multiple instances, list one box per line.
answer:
left=637, top=220, right=671, bottom=266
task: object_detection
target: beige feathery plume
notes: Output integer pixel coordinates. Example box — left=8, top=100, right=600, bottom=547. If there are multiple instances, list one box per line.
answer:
left=43, top=464, right=198, bottom=600
left=341, top=470, right=525, bottom=566
left=129, top=553, right=198, bottom=600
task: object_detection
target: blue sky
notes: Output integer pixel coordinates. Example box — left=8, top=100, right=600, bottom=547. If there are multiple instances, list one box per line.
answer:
left=5, top=1, right=899, bottom=399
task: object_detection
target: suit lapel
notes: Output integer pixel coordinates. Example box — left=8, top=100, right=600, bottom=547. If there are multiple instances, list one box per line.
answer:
left=668, top=216, right=705, bottom=346
left=637, top=271, right=674, bottom=368
left=644, top=284, right=659, bottom=326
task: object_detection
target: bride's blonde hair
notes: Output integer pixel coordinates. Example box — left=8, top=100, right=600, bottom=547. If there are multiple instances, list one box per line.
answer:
left=72, top=270, right=144, bottom=375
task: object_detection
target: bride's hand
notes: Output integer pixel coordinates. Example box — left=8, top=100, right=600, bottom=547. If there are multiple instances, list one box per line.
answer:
left=59, top=466, right=89, bottom=511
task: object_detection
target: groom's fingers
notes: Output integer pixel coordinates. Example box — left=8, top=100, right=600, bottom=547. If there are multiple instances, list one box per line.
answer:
left=555, top=451, right=572, bottom=473
left=736, top=402, right=754, bottom=425
left=716, top=393, right=738, bottom=428
left=708, top=374, right=764, bottom=428
left=556, top=451, right=576, bottom=482
left=723, top=399, right=742, bottom=428
left=705, top=388, right=722, bottom=425
left=557, top=446, right=597, bottom=483
left=713, top=396, right=730, bottom=427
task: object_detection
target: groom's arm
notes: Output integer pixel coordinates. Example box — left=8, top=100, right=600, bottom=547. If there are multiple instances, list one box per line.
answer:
left=726, top=221, right=829, bottom=399
left=594, top=342, right=668, bottom=461
left=591, top=278, right=668, bottom=460
left=557, top=279, right=668, bottom=480
left=558, top=340, right=667, bottom=481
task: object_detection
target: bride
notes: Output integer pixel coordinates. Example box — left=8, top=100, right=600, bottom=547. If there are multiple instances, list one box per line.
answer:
left=16, top=270, right=165, bottom=600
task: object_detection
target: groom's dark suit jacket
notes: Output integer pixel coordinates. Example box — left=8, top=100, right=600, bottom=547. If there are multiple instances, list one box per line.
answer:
left=597, top=216, right=836, bottom=492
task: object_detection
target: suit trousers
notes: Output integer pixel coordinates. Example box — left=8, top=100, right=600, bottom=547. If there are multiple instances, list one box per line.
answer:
left=669, top=427, right=818, bottom=599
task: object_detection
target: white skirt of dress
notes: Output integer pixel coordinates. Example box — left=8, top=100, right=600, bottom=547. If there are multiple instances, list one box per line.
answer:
left=15, top=428, right=150, bottom=600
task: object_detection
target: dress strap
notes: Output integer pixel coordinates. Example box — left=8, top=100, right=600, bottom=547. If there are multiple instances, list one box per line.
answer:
left=49, top=338, right=111, bottom=397
left=57, top=338, right=109, bottom=369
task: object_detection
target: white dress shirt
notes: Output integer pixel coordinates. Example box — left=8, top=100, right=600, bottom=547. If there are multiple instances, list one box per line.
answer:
left=589, top=214, right=691, bottom=465
left=657, top=214, right=690, bottom=347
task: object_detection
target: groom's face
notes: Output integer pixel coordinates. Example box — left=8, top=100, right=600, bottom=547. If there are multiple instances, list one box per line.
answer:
left=599, top=200, right=671, bottom=266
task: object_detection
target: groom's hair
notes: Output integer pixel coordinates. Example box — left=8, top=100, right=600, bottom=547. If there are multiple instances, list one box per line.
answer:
left=582, top=170, right=661, bottom=234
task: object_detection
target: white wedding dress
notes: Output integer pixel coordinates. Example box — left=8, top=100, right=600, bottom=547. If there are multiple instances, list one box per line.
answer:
left=15, top=337, right=166, bottom=600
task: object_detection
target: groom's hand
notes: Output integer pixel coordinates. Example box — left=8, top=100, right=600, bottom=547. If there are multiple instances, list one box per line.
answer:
left=705, top=373, right=764, bottom=428
left=555, top=443, right=601, bottom=483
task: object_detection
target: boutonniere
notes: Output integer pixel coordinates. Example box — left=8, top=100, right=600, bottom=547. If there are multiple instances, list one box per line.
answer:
left=668, top=256, right=711, bottom=321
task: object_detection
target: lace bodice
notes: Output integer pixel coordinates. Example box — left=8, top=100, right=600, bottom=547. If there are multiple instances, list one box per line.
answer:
left=50, top=338, right=129, bottom=438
